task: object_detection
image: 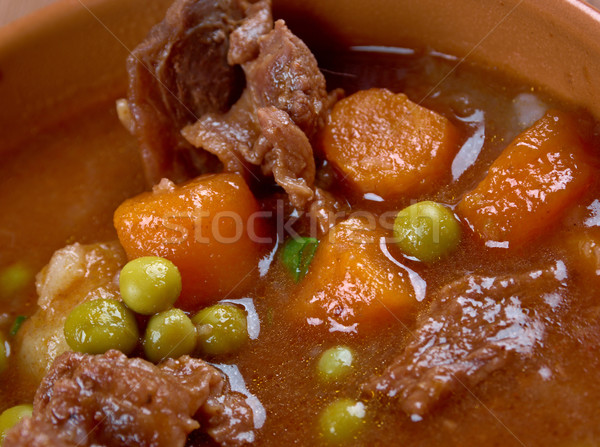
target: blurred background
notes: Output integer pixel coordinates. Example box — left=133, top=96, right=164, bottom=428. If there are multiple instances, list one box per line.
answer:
left=1, top=0, right=55, bottom=27
left=1, top=0, right=600, bottom=27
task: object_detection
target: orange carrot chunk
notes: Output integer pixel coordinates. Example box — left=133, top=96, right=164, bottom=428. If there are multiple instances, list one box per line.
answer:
left=458, top=110, right=594, bottom=248
left=320, top=88, right=460, bottom=198
left=114, top=174, right=267, bottom=310
left=291, top=218, right=417, bottom=333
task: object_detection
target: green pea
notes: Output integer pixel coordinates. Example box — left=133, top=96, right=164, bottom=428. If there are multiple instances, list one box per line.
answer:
left=0, top=404, right=33, bottom=443
left=64, top=299, right=139, bottom=355
left=119, top=257, right=182, bottom=315
left=319, top=398, right=366, bottom=444
left=0, top=334, right=8, bottom=374
left=144, top=309, right=196, bottom=363
left=192, top=304, right=248, bottom=356
left=0, top=263, right=32, bottom=300
left=317, top=346, right=355, bottom=382
left=393, top=201, right=461, bottom=262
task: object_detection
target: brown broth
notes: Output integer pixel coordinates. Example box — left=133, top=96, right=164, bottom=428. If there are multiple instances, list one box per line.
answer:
left=0, top=102, right=145, bottom=404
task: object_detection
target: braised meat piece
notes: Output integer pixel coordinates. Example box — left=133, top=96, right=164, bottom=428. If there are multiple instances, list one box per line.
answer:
left=183, top=19, right=332, bottom=209
left=4, top=351, right=254, bottom=447
left=255, top=106, right=315, bottom=208
left=241, top=19, right=328, bottom=137
left=127, top=0, right=339, bottom=212
left=126, top=0, right=254, bottom=184
left=227, top=0, right=273, bottom=65
left=363, top=262, right=569, bottom=417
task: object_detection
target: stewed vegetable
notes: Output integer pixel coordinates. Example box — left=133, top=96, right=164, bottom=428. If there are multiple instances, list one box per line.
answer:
left=319, top=398, right=367, bottom=443
left=320, top=88, right=459, bottom=199
left=63, top=299, right=139, bottom=355
left=457, top=110, right=594, bottom=248
left=114, top=174, right=267, bottom=310
left=9, top=316, right=26, bottom=337
left=0, top=263, right=32, bottom=300
left=0, top=405, right=33, bottom=443
left=292, top=217, right=418, bottom=332
left=393, top=201, right=461, bottom=262
left=193, top=304, right=248, bottom=356
left=282, top=237, right=319, bottom=282
left=144, top=308, right=197, bottom=363
left=317, top=346, right=355, bottom=382
left=119, top=256, right=182, bottom=315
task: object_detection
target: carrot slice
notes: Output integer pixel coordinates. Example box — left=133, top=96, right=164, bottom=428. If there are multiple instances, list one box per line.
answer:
left=114, top=174, right=267, bottom=310
left=458, top=110, right=594, bottom=248
left=320, top=88, right=460, bottom=198
left=291, top=218, right=417, bottom=333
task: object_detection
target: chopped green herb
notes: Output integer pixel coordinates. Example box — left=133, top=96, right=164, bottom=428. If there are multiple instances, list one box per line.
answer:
left=10, top=316, right=27, bottom=337
left=282, top=237, right=318, bottom=282
left=0, top=263, right=33, bottom=300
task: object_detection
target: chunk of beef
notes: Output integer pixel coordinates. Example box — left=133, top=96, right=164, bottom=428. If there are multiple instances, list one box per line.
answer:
left=127, top=0, right=340, bottom=215
left=363, top=261, right=569, bottom=417
left=126, top=0, right=261, bottom=184
left=181, top=91, right=263, bottom=175
left=128, top=0, right=339, bottom=215
left=182, top=20, right=333, bottom=209
left=242, top=20, right=328, bottom=137
left=257, top=106, right=315, bottom=208
left=228, top=0, right=273, bottom=65
left=4, top=351, right=254, bottom=447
